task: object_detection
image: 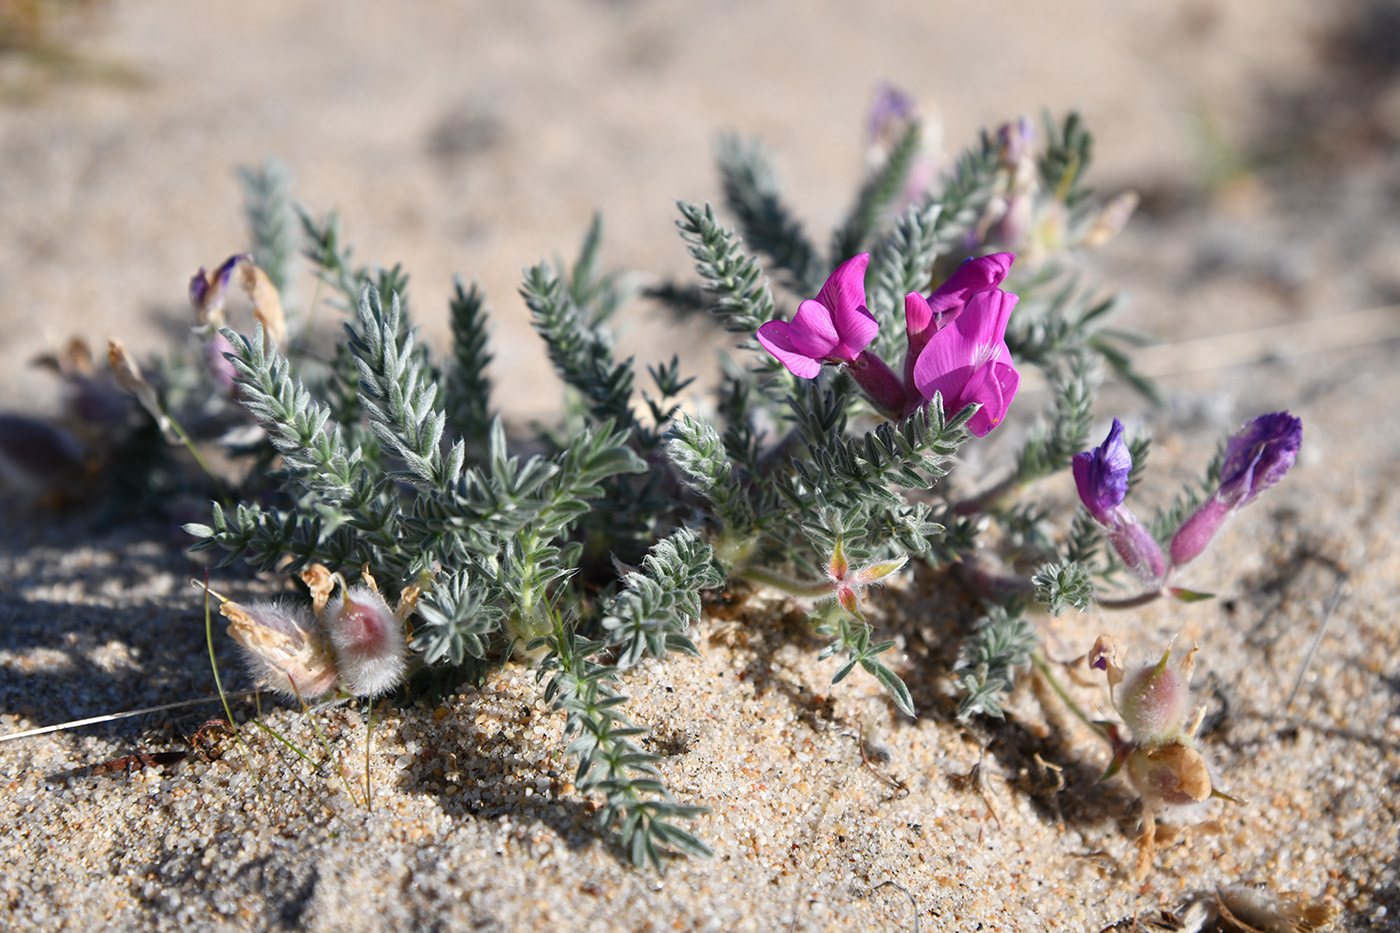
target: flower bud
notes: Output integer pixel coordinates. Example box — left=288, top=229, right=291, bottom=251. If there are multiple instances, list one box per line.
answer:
left=1168, top=412, right=1302, bottom=568
left=221, top=598, right=338, bottom=700
left=323, top=579, right=407, bottom=698
left=1073, top=420, right=1166, bottom=585
left=1217, top=411, right=1302, bottom=509
left=1072, top=419, right=1130, bottom=526
left=203, top=332, right=238, bottom=394
left=1115, top=643, right=1197, bottom=747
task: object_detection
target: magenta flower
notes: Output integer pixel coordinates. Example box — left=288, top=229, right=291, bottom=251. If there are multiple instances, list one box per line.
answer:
left=904, top=252, right=1015, bottom=362
left=1169, top=412, right=1302, bottom=568
left=757, top=253, right=877, bottom=379
left=909, top=286, right=1020, bottom=436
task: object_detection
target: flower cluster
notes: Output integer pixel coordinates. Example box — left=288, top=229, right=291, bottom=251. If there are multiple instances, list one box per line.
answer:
left=211, top=564, right=415, bottom=700
left=756, top=251, right=1020, bottom=435
left=1072, top=412, right=1302, bottom=594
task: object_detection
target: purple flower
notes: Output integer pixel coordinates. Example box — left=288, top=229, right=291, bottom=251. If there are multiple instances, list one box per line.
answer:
left=1216, top=411, right=1302, bottom=509
left=0, top=414, right=85, bottom=496
left=904, top=253, right=1015, bottom=361
left=866, top=82, right=917, bottom=144
left=909, top=286, right=1020, bottom=436
left=757, top=253, right=877, bottom=379
left=1072, top=418, right=1131, bottom=525
left=1073, top=420, right=1166, bottom=585
left=1169, top=412, right=1302, bottom=567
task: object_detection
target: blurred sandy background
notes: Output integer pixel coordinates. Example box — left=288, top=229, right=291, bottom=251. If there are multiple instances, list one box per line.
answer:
left=0, top=0, right=1349, bottom=422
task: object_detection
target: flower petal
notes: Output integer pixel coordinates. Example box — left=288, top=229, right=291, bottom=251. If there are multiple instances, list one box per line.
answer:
left=958, top=361, right=1006, bottom=436
left=786, top=299, right=841, bottom=357
left=815, top=253, right=871, bottom=325
left=911, top=333, right=975, bottom=407
left=926, top=252, right=1015, bottom=319
left=905, top=292, right=933, bottom=340
left=757, top=320, right=823, bottom=379
left=829, top=301, right=879, bottom=361
left=1217, top=411, right=1302, bottom=508
left=951, top=288, right=1018, bottom=349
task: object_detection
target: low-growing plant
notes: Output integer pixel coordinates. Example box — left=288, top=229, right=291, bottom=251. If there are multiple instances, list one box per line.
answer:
left=50, top=90, right=1300, bottom=872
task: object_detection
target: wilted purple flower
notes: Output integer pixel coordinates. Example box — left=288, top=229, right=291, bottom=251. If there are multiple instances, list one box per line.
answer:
left=1072, top=418, right=1131, bottom=525
left=1073, top=420, right=1166, bottom=585
left=757, top=253, right=878, bottom=379
left=0, top=414, right=86, bottom=496
left=984, top=118, right=1038, bottom=251
left=909, top=286, right=1020, bottom=436
left=863, top=82, right=935, bottom=214
left=1090, top=635, right=1220, bottom=837
left=998, top=115, right=1036, bottom=166
left=189, top=254, right=249, bottom=329
left=1169, top=412, right=1302, bottom=567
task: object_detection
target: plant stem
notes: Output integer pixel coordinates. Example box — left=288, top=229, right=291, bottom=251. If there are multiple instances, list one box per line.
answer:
left=952, top=472, right=1022, bottom=515
left=1095, top=589, right=1163, bottom=609
left=166, top=409, right=230, bottom=505
left=951, top=557, right=1036, bottom=602
left=1030, top=649, right=1109, bottom=744
left=738, top=566, right=835, bottom=599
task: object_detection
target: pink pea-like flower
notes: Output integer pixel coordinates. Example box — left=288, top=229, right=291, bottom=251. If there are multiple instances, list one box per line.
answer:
left=904, top=253, right=1015, bottom=361
left=756, top=253, right=878, bottom=379
left=324, top=583, right=407, bottom=698
left=909, top=286, right=1021, bottom=436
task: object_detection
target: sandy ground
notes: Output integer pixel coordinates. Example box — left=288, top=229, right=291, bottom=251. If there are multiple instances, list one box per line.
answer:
left=3, top=1, right=1400, bottom=930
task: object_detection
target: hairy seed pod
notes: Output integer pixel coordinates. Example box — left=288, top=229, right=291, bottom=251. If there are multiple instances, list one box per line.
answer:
left=221, top=598, right=338, bottom=700
left=324, top=583, right=406, bottom=698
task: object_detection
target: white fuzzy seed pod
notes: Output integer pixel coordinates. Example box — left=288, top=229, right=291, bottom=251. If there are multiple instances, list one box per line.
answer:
left=222, top=598, right=339, bottom=700
left=324, top=584, right=406, bottom=697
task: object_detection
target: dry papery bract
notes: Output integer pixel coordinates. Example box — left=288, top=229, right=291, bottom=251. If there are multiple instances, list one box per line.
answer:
left=1102, top=884, right=1341, bottom=932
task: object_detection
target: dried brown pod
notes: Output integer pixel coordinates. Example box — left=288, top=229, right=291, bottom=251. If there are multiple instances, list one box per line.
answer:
left=218, top=596, right=339, bottom=701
